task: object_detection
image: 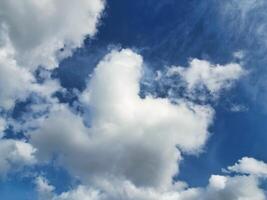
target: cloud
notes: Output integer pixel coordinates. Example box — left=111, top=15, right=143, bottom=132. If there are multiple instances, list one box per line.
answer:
left=227, top=157, right=267, bottom=177
left=0, top=0, right=105, bottom=111
left=0, top=139, right=36, bottom=177
left=167, top=59, right=244, bottom=95
left=36, top=174, right=266, bottom=200
left=36, top=177, right=101, bottom=200
left=0, top=1, right=264, bottom=199
left=36, top=178, right=200, bottom=200
left=28, top=49, right=265, bottom=199
left=0, top=36, right=34, bottom=109
left=202, top=175, right=266, bottom=200
left=0, top=0, right=105, bottom=70
left=35, top=176, right=56, bottom=200
left=0, top=51, right=61, bottom=109
left=30, top=49, right=213, bottom=190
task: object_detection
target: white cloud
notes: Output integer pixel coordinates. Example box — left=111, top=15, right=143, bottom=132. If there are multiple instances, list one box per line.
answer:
left=0, top=1, right=262, bottom=199
left=35, top=176, right=55, bottom=200
left=227, top=157, right=267, bottom=177
left=53, top=186, right=101, bottom=200
left=0, top=0, right=105, bottom=70
left=28, top=50, right=265, bottom=200
left=30, top=49, right=213, bottom=190
left=208, top=175, right=227, bottom=190
left=36, top=177, right=200, bottom=200
left=0, top=139, right=36, bottom=177
left=202, top=175, right=266, bottom=200
left=167, top=59, right=244, bottom=94
left=36, top=174, right=266, bottom=200
left=0, top=0, right=105, bottom=110
left=0, top=36, right=34, bottom=109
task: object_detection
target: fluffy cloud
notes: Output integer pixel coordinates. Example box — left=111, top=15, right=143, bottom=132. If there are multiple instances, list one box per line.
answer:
left=0, top=35, right=34, bottom=109
left=227, top=157, right=267, bottom=177
left=36, top=174, right=266, bottom=200
left=0, top=1, right=264, bottom=199
left=30, top=49, right=213, bottom=189
left=0, top=0, right=105, bottom=110
left=0, top=0, right=105, bottom=70
left=36, top=176, right=56, bottom=200
left=30, top=49, right=266, bottom=200
left=0, top=139, right=36, bottom=177
left=36, top=178, right=199, bottom=200
left=36, top=177, right=101, bottom=200
left=167, top=59, right=244, bottom=94
left=202, top=175, right=266, bottom=200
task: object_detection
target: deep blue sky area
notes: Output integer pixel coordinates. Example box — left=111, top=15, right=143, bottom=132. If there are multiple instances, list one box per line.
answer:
left=2, top=0, right=267, bottom=198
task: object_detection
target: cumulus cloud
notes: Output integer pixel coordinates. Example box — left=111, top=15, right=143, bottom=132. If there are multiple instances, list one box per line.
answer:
left=36, top=178, right=101, bottom=200
left=0, top=0, right=105, bottom=111
left=36, top=174, right=266, bottom=200
left=35, top=176, right=56, bottom=200
left=167, top=59, right=244, bottom=94
left=227, top=157, right=267, bottom=177
left=0, top=0, right=105, bottom=70
left=0, top=139, right=36, bottom=177
left=0, top=1, right=264, bottom=199
left=202, top=175, right=266, bottom=200
left=29, top=49, right=266, bottom=200
left=36, top=178, right=199, bottom=200
left=0, top=34, right=34, bottom=109
left=30, top=49, right=213, bottom=189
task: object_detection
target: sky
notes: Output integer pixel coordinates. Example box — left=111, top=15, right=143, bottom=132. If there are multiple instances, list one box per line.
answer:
left=0, top=0, right=267, bottom=199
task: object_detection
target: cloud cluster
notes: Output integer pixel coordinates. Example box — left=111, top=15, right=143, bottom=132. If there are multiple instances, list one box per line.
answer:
left=227, top=157, right=267, bottom=177
left=36, top=174, right=266, bottom=200
left=0, top=1, right=265, bottom=199
left=0, top=139, right=36, bottom=177
left=0, top=0, right=105, bottom=70
left=30, top=50, right=213, bottom=189
left=27, top=49, right=265, bottom=200
left=167, top=59, right=244, bottom=95
left=0, top=36, right=34, bottom=109
left=202, top=175, right=265, bottom=200
left=0, top=0, right=105, bottom=111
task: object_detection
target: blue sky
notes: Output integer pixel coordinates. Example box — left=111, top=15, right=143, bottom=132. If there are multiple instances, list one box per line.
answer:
left=1, top=0, right=267, bottom=199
